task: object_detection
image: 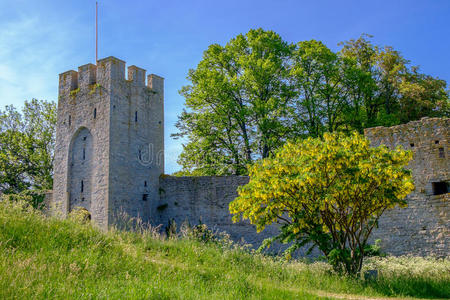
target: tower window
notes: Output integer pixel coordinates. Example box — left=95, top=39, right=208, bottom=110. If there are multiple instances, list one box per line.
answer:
left=82, top=148, right=85, bottom=160
left=68, top=115, right=71, bottom=126
left=142, top=194, right=148, bottom=201
left=410, top=143, right=414, bottom=147
left=81, top=180, right=84, bottom=193
left=439, top=147, right=445, bottom=158
left=138, top=150, right=142, bottom=160
left=432, top=181, right=448, bottom=195
left=144, top=181, right=147, bottom=187
left=94, top=108, right=97, bottom=119
left=135, top=111, right=138, bottom=122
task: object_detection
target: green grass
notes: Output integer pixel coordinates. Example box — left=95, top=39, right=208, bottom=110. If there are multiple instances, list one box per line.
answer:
left=0, top=200, right=448, bottom=300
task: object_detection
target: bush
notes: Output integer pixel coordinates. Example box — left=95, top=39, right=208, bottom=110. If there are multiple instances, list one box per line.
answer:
left=230, top=131, right=414, bottom=275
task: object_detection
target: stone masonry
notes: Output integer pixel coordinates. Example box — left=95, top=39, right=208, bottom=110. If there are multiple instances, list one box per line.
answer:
left=365, top=118, right=449, bottom=256
left=52, top=57, right=164, bottom=229
left=50, top=57, right=448, bottom=256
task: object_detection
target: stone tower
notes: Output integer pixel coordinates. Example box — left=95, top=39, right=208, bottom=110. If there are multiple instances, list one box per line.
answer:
left=52, top=57, right=164, bottom=229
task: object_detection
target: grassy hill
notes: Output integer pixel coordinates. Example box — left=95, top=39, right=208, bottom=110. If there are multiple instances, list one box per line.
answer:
left=0, top=200, right=448, bottom=300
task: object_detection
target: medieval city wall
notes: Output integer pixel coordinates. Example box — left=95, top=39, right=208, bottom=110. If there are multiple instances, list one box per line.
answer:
left=50, top=57, right=448, bottom=257
left=365, top=117, right=449, bottom=256
left=159, top=118, right=448, bottom=257
left=158, top=176, right=286, bottom=252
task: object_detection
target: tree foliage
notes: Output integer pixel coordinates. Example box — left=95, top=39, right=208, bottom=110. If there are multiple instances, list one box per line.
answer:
left=0, top=99, right=56, bottom=195
left=173, top=29, right=293, bottom=175
left=174, top=30, right=449, bottom=175
left=229, top=132, right=414, bottom=275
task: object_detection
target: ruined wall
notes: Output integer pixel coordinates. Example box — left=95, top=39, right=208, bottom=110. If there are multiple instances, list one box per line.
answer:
left=160, top=118, right=448, bottom=257
left=365, top=117, right=449, bottom=256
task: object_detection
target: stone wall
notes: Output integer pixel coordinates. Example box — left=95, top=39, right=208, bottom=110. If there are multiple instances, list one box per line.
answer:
left=158, top=118, right=448, bottom=257
left=158, top=176, right=284, bottom=251
left=52, top=62, right=112, bottom=229
left=365, top=117, right=449, bottom=256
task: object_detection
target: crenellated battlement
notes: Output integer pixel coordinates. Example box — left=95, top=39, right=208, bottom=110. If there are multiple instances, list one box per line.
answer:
left=128, top=65, right=146, bottom=86
left=58, top=56, right=164, bottom=95
left=78, top=63, right=97, bottom=88
left=59, top=70, right=78, bottom=94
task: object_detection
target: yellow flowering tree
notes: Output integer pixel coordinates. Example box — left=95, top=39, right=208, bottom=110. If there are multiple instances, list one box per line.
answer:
left=229, top=132, right=414, bottom=275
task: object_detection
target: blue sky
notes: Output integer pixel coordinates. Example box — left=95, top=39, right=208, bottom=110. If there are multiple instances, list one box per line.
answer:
left=1, top=0, right=449, bottom=173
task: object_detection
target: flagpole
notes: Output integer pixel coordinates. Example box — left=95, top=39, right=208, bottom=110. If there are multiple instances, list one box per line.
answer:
left=96, top=1, right=98, bottom=63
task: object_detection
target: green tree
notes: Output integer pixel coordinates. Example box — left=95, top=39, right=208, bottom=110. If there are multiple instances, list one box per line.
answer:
left=229, top=132, right=414, bottom=275
left=0, top=99, right=56, bottom=194
left=290, top=40, right=351, bottom=137
left=340, top=34, right=449, bottom=129
left=174, top=31, right=449, bottom=176
left=173, top=28, right=293, bottom=175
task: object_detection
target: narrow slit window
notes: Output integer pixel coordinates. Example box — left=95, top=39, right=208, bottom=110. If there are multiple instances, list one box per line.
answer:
left=135, top=111, right=138, bottom=122
left=94, top=108, right=97, bottom=119
left=138, top=150, right=142, bottom=160
left=82, top=148, right=86, bottom=160
left=142, top=194, right=148, bottom=201
left=439, top=147, right=445, bottom=158
left=81, top=180, right=84, bottom=193
left=435, top=140, right=439, bottom=144
left=68, top=115, right=71, bottom=126
left=144, top=181, right=147, bottom=187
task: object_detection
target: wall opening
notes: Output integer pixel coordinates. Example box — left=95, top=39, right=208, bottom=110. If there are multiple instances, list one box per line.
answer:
left=410, top=143, right=414, bottom=147
left=435, top=140, right=439, bottom=144
left=144, top=181, right=147, bottom=187
left=68, top=127, right=93, bottom=212
left=135, top=111, right=138, bottom=122
left=94, top=108, right=97, bottom=119
left=142, top=194, right=148, bottom=201
left=432, top=181, right=448, bottom=195
left=68, top=115, right=71, bottom=126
